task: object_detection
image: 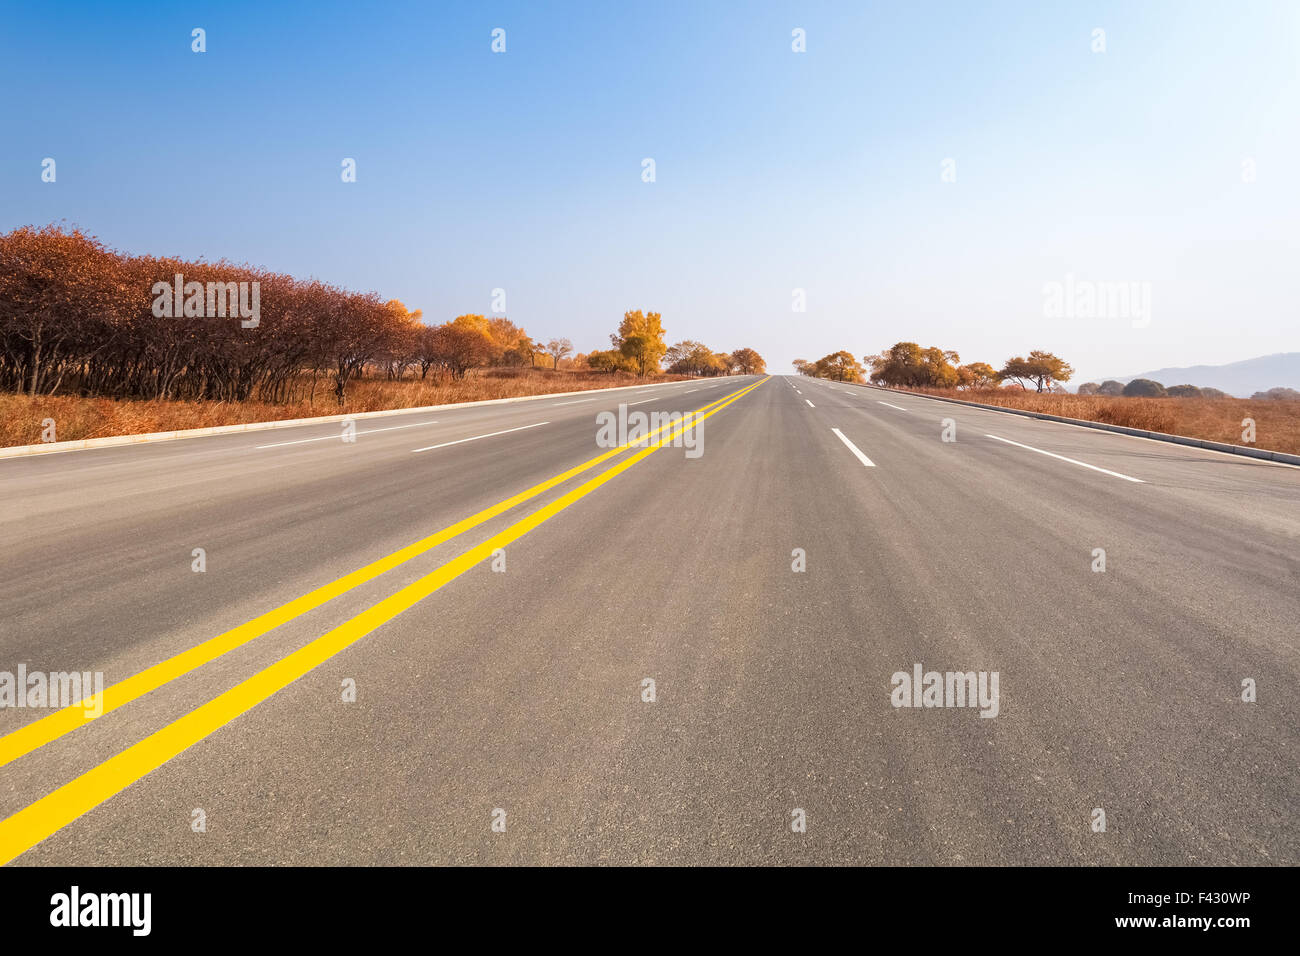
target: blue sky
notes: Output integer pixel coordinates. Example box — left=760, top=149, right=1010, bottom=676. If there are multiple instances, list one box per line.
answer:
left=2, top=1, right=1297, bottom=379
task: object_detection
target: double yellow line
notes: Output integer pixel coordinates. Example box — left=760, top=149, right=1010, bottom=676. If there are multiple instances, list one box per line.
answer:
left=0, top=377, right=767, bottom=864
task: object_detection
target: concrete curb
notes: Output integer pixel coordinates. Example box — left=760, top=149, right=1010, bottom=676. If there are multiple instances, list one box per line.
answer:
left=844, top=381, right=1300, bottom=468
left=0, top=377, right=694, bottom=460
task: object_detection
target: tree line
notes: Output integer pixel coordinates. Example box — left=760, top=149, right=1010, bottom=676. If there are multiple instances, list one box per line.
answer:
left=0, top=225, right=529, bottom=405
left=798, top=344, right=1298, bottom=399
left=794, top=342, right=1073, bottom=392
left=0, top=226, right=764, bottom=406
left=580, top=310, right=766, bottom=377
left=1077, top=380, right=1299, bottom=400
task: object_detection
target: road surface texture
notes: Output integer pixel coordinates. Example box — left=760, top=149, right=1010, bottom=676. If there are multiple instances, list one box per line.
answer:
left=1, top=374, right=1296, bottom=865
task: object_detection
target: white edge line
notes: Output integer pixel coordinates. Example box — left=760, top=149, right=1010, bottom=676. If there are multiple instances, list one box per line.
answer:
left=831, top=428, right=875, bottom=467
left=550, top=398, right=596, bottom=406
left=985, top=434, right=1145, bottom=483
left=412, top=421, right=550, bottom=453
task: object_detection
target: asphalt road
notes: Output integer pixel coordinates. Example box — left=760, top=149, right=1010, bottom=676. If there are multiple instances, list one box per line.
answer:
left=1, top=374, right=1296, bottom=865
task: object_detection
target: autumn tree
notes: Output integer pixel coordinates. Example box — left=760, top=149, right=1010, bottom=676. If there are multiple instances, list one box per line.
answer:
left=0, top=225, right=134, bottom=396
left=664, top=340, right=714, bottom=376
left=611, top=310, right=667, bottom=376
left=925, top=348, right=961, bottom=387
left=415, top=325, right=441, bottom=379
left=427, top=320, right=496, bottom=379
left=730, top=348, right=766, bottom=374
left=814, top=351, right=866, bottom=382
left=999, top=351, right=1074, bottom=392
left=487, top=317, right=531, bottom=366
left=957, top=362, right=999, bottom=389
left=867, top=342, right=961, bottom=388
left=316, top=290, right=396, bottom=405
left=378, top=300, right=423, bottom=380
left=545, top=337, right=573, bottom=370
left=587, top=349, right=633, bottom=373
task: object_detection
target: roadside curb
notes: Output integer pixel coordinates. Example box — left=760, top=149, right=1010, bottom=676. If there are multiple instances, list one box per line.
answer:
left=0, top=378, right=693, bottom=460
left=844, top=381, right=1300, bottom=468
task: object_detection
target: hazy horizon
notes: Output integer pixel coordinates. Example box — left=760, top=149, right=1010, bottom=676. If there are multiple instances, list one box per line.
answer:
left=3, top=0, right=1296, bottom=383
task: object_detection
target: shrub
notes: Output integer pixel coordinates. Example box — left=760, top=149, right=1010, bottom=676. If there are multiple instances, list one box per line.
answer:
left=1250, top=386, right=1300, bottom=400
left=1122, top=378, right=1167, bottom=397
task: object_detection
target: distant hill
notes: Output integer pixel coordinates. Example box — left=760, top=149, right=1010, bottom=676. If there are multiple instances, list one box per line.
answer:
left=1086, top=353, right=1300, bottom=398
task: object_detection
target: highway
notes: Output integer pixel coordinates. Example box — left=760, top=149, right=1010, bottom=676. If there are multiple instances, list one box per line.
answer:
left=1, top=374, right=1296, bottom=865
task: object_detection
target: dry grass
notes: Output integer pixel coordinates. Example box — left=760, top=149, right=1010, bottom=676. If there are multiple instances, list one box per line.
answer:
left=891, top=386, right=1300, bottom=455
left=0, top=368, right=693, bottom=447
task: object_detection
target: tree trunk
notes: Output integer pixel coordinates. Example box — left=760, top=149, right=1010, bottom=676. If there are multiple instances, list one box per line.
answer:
left=28, top=343, right=42, bottom=396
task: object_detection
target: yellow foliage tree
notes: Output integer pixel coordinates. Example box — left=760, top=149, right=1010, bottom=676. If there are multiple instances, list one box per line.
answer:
left=611, top=310, right=667, bottom=376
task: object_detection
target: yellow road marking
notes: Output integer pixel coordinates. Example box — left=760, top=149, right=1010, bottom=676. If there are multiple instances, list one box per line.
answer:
left=0, top=382, right=755, bottom=770
left=0, top=377, right=766, bottom=864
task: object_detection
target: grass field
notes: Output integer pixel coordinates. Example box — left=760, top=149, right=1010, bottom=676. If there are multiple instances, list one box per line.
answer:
left=0, top=368, right=694, bottom=448
left=887, top=385, right=1300, bottom=456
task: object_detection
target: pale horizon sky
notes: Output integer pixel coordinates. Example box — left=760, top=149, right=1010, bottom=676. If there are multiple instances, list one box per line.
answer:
left=2, top=0, right=1297, bottom=382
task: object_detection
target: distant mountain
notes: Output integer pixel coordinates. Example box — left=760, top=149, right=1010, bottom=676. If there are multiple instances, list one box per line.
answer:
left=1085, top=353, right=1300, bottom=398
